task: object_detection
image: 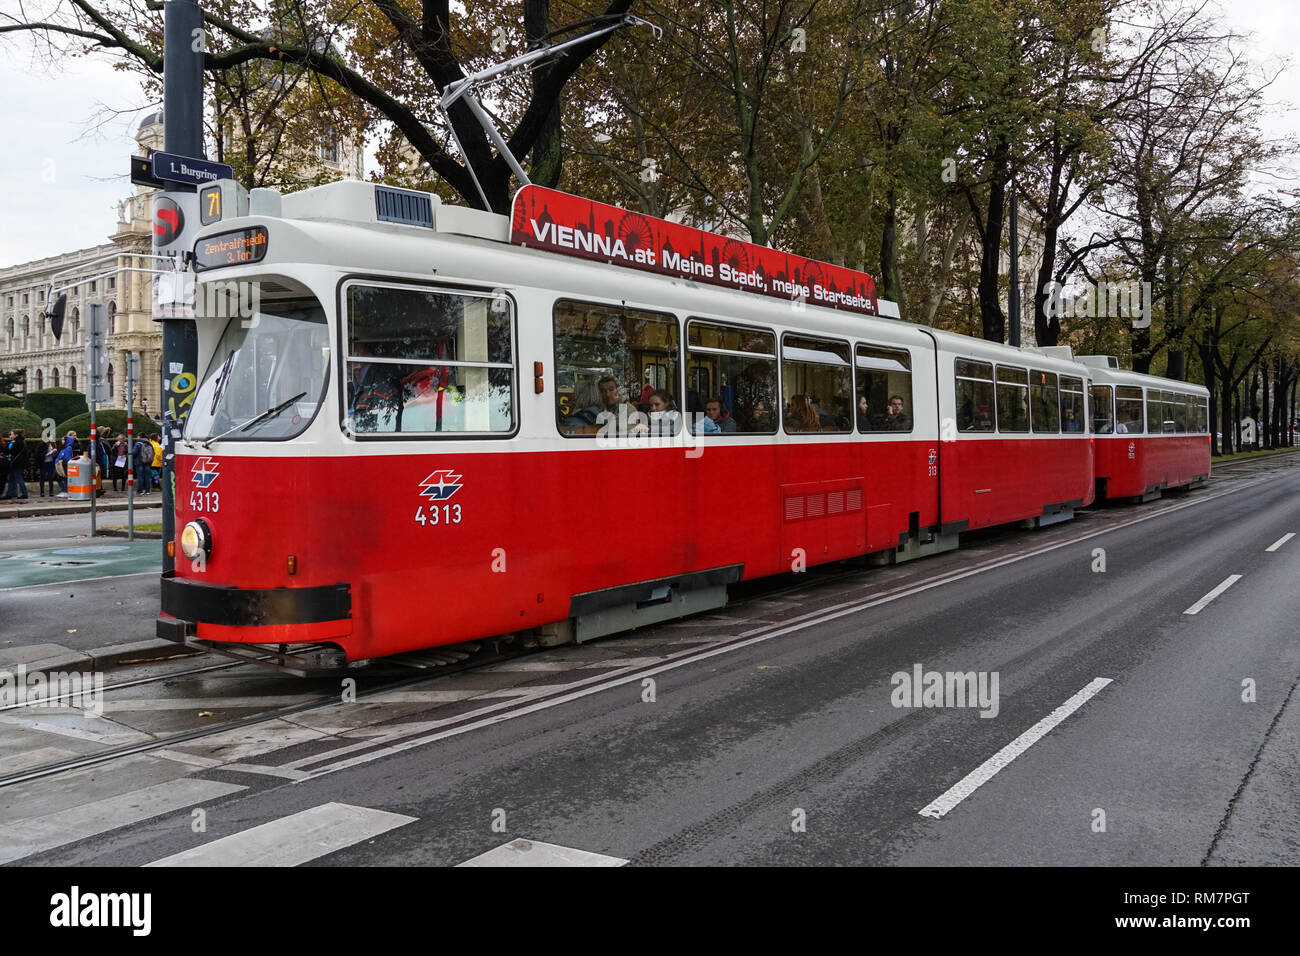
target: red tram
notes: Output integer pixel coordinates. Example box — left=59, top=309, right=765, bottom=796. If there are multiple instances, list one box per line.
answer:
left=157, top=182, right=1210, bottom=666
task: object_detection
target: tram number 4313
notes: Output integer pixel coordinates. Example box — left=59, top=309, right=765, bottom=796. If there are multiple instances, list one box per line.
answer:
left=190, top=490, right=220, bottom=513
left=415, top=503, right=462, bottom=526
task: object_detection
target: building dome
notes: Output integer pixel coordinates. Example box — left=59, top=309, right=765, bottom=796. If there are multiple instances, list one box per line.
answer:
left=137, top=110, right=163, bottom=132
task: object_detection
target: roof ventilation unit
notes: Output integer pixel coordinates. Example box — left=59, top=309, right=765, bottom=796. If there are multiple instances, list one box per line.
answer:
left=375, top=186, right=436, bottom=228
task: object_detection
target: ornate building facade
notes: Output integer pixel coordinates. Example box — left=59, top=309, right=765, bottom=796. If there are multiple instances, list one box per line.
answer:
left=1, top=114, right=165, bottom=414
left=1, top=109, right=363, bottom=416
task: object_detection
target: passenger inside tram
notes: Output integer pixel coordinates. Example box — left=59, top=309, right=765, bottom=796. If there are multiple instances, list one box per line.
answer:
left=883, top=394, right=911, bottom=430
left=703, top=396, right=737, bottom=433
left=785, top=394, right=821, bottom=432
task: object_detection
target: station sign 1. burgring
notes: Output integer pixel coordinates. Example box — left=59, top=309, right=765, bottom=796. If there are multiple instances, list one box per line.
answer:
left=509, top=185, right=879, bottom=316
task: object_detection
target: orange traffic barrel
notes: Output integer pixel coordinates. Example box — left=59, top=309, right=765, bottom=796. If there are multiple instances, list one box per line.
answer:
left=68, top=455, right=94, bottom=500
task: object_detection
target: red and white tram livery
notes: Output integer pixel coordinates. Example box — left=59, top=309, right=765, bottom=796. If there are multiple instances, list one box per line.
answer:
left=159, top=181, right=1210, bottom=665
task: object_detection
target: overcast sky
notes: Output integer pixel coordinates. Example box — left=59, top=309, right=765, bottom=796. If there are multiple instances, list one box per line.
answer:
left=0, top=0, right=1296, bottom=269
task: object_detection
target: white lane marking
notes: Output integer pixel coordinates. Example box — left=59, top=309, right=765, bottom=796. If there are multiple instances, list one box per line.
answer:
left=145, top=803, right=415, bottom=867
left=1265, top=533, right=1295, bottom=552
left=457, top=838, right=627, bottom=867
left=918, top=678, right=1113, bottom=820
left=0, top=778, right=245, bottom=865
left=1183, top=575, right=1243, bottom=615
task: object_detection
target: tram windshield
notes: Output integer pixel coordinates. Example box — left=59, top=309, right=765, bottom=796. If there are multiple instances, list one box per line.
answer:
left=185, top=297, right=329, bottom=442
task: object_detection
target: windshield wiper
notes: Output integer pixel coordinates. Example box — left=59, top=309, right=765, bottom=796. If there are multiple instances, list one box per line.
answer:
left=209, top=351, right=236, bottom=415
left=201, top=391, right=308, bottom=448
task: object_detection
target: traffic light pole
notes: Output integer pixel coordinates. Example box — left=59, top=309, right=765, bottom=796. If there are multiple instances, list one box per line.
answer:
left=156, top=0, right=204, bottom=574
left=126, top=353, right=140, bottom=541
left=85, top=300, right=110, bottom=537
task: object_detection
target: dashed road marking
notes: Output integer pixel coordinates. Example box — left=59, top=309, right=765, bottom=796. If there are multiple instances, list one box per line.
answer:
left=1183, top=575, right=1243, bottom=615
left=1265, top=533, right=1295, bottom=552
left=919, top=678, right=1113, bottom=819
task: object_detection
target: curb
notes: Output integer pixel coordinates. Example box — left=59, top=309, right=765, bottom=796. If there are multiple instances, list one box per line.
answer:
left=96, top=528, right=164, bottom=539
left=1211, top=448, right=1300, bottom=469
left=0, top=500, right=164, bottom=520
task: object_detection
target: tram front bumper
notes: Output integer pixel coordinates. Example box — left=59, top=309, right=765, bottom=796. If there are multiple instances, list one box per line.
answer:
left=157, top=573, right=353, bottom=643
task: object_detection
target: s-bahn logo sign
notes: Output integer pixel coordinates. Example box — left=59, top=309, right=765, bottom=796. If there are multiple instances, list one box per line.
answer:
left=418, top=469, right=462, bottom=500
left=191, top=457, right=221, bottom=488
left=510, top=185, right=880, bottom=316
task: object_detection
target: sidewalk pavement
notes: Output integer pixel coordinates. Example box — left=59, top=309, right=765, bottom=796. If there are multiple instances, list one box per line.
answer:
left=0, top=482, right=165, bottom=521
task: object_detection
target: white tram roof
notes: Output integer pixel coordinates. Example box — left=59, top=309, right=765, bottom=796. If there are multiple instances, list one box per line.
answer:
left=1078, top=357, right=1209, bottom=397
left=195, top=180, right=1198, bottom=389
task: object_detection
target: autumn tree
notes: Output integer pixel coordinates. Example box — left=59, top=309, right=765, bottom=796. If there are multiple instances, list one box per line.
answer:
left=1, top=0, right=639, bottom=212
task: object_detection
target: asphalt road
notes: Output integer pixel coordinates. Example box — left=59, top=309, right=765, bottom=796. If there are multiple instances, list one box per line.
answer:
left=8, top=455, right=1297, bottom=867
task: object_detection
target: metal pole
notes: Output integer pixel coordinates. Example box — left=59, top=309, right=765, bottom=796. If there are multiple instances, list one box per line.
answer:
left=88, top=403, right=97, bottom=537
left=158, top=0, right=204, bottom=574
left=126, top=355, right=135, bottom=541
left=1008, top=179, right=1020, bottom=348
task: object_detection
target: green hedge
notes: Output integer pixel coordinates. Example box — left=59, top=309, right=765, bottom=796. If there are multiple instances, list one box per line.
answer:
left=24, top=387, right=87, bottom=426
left=57, top=408, right=160, bottom=440
left=0, top=407, right=43, bottom=435
left=0, top=394, right=20, bottom=408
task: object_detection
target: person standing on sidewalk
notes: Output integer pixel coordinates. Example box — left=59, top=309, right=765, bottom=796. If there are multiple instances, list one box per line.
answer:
left=54, top=432, right=77, bottom=498
left=40, top=437, right=59, bottom=496
left=133, top=434, right=153, bottom=496
left=2, top=430, right=29, bottom=500
left=89, top=428, right=110, bottom=498
left=149, top=433, right=163, bottom=490
left=111, top=436, right=128, bottom=491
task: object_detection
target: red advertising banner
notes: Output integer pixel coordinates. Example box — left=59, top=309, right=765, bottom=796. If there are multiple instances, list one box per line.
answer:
left=510, top=185, right=879, bottom=316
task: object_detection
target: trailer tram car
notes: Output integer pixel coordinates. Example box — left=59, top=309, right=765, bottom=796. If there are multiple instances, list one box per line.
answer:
left=1082, top=358, right=1212, bottom=501
left=159, top=181, right=1208, bottom=667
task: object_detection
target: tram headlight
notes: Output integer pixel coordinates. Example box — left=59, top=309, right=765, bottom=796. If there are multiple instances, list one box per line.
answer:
left=180, top=519, right=212, bottom=562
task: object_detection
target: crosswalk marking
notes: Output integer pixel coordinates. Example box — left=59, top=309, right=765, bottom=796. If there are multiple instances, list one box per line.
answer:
left=457, top=838, right=628, bottom=867
left=0, top=778, right=245, bottom=865
left=146, top=803, right=416, bottom=867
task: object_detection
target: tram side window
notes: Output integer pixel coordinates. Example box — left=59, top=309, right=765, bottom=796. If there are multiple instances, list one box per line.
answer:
left=553, top=299, right=680, bottom=436
left=1030, top=370, right=1059, bottom=434
left=1166, top=392, right=1178, bottom=432
left=1116, top=386, right=1144, bottom=433
left=955, top=359, right=995, bottom=432
left=1173, top=393, right=1191, bottom=433
left=1146, top=389, right=1166, bottom=434
left=1060, top=376, right=1085, bottom=432
left=1090, top=384, right=1113, bottom=433
left=855, top=345, right=913, bottom=432
left=344, top=283, right=514, bottom=435
left=1195, top=397, right=1208, bottom=433
left=782, top=335, right=852, bottom=433
left=686, top=320, right=777, bottom=433
left=996, top=366, right=1030, bottom=433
